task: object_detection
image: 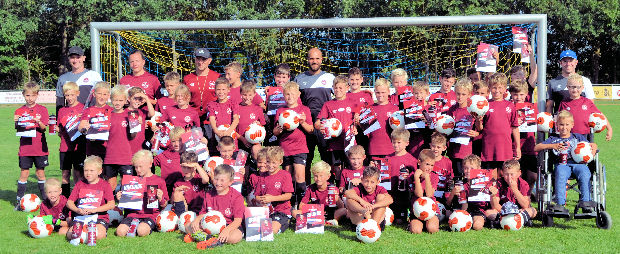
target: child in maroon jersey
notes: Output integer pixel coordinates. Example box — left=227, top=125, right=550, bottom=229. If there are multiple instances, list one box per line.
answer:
left=447, top=79, right=479, bottom=178
left=66, top=156, right=115, bottom=240
left=471, top=81, right=489, bottom=156
left=78, top=82, right=112, bottom=159
left=558, top=73, right=612, bottom=140
left=339, top=145, right=366, bottom=193
left=250, top=146, right=294, bottom=234
left=388, top=68, right=409, bottom=105
left=40, top=178, right=70, bottom=234
left=406, top=81, right=434, bottom=157
left=116, top=150, right=169, bottom=237
left=57, top=82, right=85, bottom=196
left=385, top=129, right=417, bottom=224
left=14, top=82, right=50, bottom=204
left=408, top=149, right=440, bottom=234
left=477, top=73, right=520, bottom=170
left=155, top=72, right=180, bottom=115
left=347, top=67, right=373, bottom=106
left=294, top=161, right=346, bottom=225
left=487, top=160, right=536, bottom=227
left=236, top=81, right=266, bottom=160
left=172, top=151, right=210, bottom=214
left=155, top=127, right=185, bottom=195
left=161, top=84, right=200, bottom=128
left=207, top=78, right=240, bottom=154
left=368, top=78, right=399, bottom=157
left=458, top=154, right=495, bottom=230
left=509, top=80, right=538, bottom=189
left=429, top=133, right=453, bottom=203
left=189, top=164, right=245, bottom=246
left=126, top=87, right=155, bottom=154
left=225, top=62, right=265, bottom=109
left=345, top=166, right=393, bottom=227
left=429, top=68, right=458, bottom=114
left=103, top=86, right=133, bottom=191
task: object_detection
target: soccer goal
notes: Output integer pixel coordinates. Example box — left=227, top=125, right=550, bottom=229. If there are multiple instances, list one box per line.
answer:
left=90, top=15, right=547, bottom=112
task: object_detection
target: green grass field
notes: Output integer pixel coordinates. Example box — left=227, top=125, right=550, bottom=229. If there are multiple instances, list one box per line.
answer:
left=1, top=102, right=619, bottom=253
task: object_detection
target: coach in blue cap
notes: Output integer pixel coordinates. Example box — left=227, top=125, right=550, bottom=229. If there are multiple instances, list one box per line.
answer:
left=546, top=50, right=595, bottom=113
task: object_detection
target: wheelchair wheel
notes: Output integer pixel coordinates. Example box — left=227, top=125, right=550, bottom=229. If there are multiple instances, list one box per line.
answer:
left=596, top=211, right=612, bottom=229
left=542, top=213, right=554, bottom=227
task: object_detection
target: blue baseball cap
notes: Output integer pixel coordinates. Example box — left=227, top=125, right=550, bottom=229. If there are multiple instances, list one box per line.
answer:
left=560, top=50, right=577, bottom=60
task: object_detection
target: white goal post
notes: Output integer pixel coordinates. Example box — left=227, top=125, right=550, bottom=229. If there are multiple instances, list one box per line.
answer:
left=89, top=14, right=548, bottom=113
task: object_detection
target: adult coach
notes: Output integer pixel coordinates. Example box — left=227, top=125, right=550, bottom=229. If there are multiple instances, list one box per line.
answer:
left=55, top=46, right=102, bottom=113
left=546, top=50, right=595, bottom=113
left=119, top=50, right=161, bottom=105
left=294, top=48, right=335, bottom=182
left=183, top=48, right=220, bottom=120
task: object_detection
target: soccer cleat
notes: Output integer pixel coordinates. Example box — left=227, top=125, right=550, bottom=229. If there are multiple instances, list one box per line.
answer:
left=196, top=237, right=223, bottom=249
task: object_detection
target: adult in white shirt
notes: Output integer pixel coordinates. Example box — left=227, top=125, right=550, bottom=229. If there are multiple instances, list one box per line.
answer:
left=55, top=46, right=102, bottom=113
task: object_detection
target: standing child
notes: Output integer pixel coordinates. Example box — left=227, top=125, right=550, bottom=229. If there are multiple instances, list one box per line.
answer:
left=103, top=86, right=133, bottom=190
left=57, top=82, right=86, bottom=197
left=509, top=80, right=538, bottom=189
left=14, top=82, right=49, bottom=205
left=386, top=129, right=418, bottom=223
left=274, top=82, right=313, bottom=205
left=207, top=77, right=240, bottom=154
left=408, top=149, right=440, bottom=234
left=154, top=127, right=186, bottom=194
left=389, top=68, right=409, bottom=105
left=429, top=68, right=458, bottom=114
left=236, top=80, right=267, bottom=160
left=225, top=62, right=265, bottom=109
left=79, top=82, right=112, bottom=159
left=294, top=161, right=347, bottom=226
left=345, top=166, right=393, bottom=228
left=116, top=150, right=168, bottom=237
left=161, top=84, right=200, bottom=128
left=66, top=156, right=115, bottom=240
left=471, top=80, right=489, bottom=156
left=429, top=133, right=453, bottom=205
left=447, top=78, right=479, bottom=178
left=407, top=81, right=433, bottom=157
left=156, top=72, right=181, bottom=115
left=368, top=78, right=399, bottom=158
left=347, top=67, right=373, bottom=106
left=478, top=73, right=520, bottom=170
left=488, top=160, right=536, bottom=227
left=126, top=87, right=155, bottom=154
left=40, top=178, right=71, bottom=235
left=172, top=151, right=210, bottom=215
left=458, top=154, right=495, bottom=230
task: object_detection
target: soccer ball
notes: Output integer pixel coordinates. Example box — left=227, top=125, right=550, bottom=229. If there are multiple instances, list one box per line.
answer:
left=434, top=115, right=455, bottom=135
left=178, top=211, right=196, bottom=233
left=322, top=118, right=343, bottom=139
left=28, top=216, right=53, bottom=238
left=278, top=109, right=300, bottom=131
left=147, top=111, right=163, bottom=128
left=571, top=141, right=595, bottom=164
left=215, top=124, right=238, bottom=142
left=107, top=207, right=124, bottom=225
left=537, top=112, right=554, bottom=133
left=448, top=210, right=473, bottom=232
left=589, top=113, right=608, bottom=133
left=436, top=203, right=447, bottom=222
left=412, top=197, right=438, bottom=221
left=355, top=219, right=381, bottom=243
left=500, top=213, right=524, bottom=231
left=384, top=207, right=394, bottom=226
left=389, top=111, right=405, bottom=129
left=20, top=194, right=41, bottom=212
left=204, top=156, right=224, bottom=173
left=245, top=123, right=266, bottom=144
left=201, top=210, right=227, bottom=235
left=467, top=95, right=490, bottom=117
left=156, top=210, right=178, bottom=232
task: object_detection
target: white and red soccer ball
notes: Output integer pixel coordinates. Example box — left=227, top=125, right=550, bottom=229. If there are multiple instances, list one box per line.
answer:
left=20, top=194, right=41, bottom=212
left=384, top=207, right=394, bottom=227
left=204, top=156, right=224, bottom=173
left=589, top=113, right=608, bottom=133
left=537, top=112, right=554, bottom=133
left=448, top=210, right=473, bottom=232
left=201, top=210, right=227, bottom=235
left=412, top=197, right=438, bottom=221
left=467, top=95, right=490, bottom=117
left=28, top=216, right=53, bottom=238
left=434, top=115, right=455, bottom=135
left=355, top=218, right=381, bottom=243
left=107, top=207, right=124, bottom=225
left=278, top=109, right=300, bottom=131
left=156, top=210, right=178, bottom=232
left=177, top=211, right=196, bottom=233
left=500, top=213, right=524, bottom=231
left=244, top=123, right=266, bottom=144
left=215, top=124, right=238, bottom=142
left=389, top=111, right=405, bottom=129
left=322, top=118, right=343, bottom=139
left=146, top=111, right=163, bottom=128
left=571, top=141, right=595, bottom=164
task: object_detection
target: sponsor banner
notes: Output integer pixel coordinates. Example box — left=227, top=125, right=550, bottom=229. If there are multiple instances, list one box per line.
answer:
left=0, top=90, right=55, bottom=104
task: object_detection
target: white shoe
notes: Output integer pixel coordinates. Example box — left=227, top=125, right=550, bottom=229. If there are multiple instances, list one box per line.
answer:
left=326, top=219, right=338, bottom=226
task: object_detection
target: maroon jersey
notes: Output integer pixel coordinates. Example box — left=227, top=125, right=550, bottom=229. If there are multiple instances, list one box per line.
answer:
left=125, top=175, right=168, bottom=221
left=558, top=97, right=600, bottom=135
left=407, top=169, right=439, bottom=202
left=40, top=195, right=71, bottom=221
left=119, top=72, right=161, bottom=100
left=236, top=104, right=266, bottom=136
left=161, top=105, right=200, bottom=128
left=249, top=169, right=294, bottom=215
left=154, top=149, right=182, bottom=186
left=429, top=90, right=457, bottom=114
left=229, top=86, right=264, bottom=106
left=317, top=99, right=356, bottom=151
left=301, top=184, right=329, bottom=205
left=387, top=152, right=418, bottom=191
left=347, top=91, right=373, bottom=106
left=496, top=177, right=530, bottom=207
left=339, top=168, right=363, bottom=189
left=447, top=105, right=475, bottom=159
left=200, top=187, right=245, bottom=225
left=16, top=104, right=49, bottom=156
left=368, top=103, right=399, bottom=156
left=155, top=96, right=176, bottom=116
left=433, top=157, right=453, bottom=198
left=353, top=185, right=388, bottom=205
left=174, top=176, right=207, bottom=213
left=275, top=105, right=312, bottom=156
left=127, top=108, right=147, bottom=155
left=81, top=105, right=113, bottom=157
left=183, top=71, right=221, bottom=117
left=58, top=103, right=84, bottom=152
left=481, top=100, right=518, bottom=161
left=104, top=110, right=132, bottom=165
left=68, top=178, right=114, bottom=223
left=207, top=99, right=239, bottom=126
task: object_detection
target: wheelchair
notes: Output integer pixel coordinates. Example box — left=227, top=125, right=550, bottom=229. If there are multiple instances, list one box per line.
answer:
left=536, top=131, right=611, bottom=229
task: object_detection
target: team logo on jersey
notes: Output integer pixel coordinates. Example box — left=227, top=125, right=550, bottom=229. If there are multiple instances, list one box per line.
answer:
left=208, top=81, right=216, bottom=89
left=83, top=78, right=89, bottom=83
left=274, top=182, right=282, bottom=189
left=189, top=82, right=195, bottom=87
left=214, top=110, right=219, bottom=116
left=224, top=208, right=232, bottom=216
left=193, top=185, right=199, bottom=192
left=506, top=107, right=511, bottom=113
left=250, top=113, right=256, bottom=119
left=346, top=107, right=352, bottom=113
left=489, top=109, right=495, bottom=113
left=166, top=159, right=172, bottom=164
left=162, top=106, right=167, bottom=110
left=226, top=108, right=232, bottom=115
left=121, top=121, right=128, bottom=127
left=387, top=111, right=393, bottom=117
left=59, top=213, right=66, bottom=220
left=360, top=98, right=366, bottom=103
left=142, top=82, right=149, bottom=89
left=582, top=105, right=587, bottom=110
left=321, top=80, right=326, bottom=85
left=184, top=116, right=191, bottom=123
left=566, top=107, right=571, bottom=110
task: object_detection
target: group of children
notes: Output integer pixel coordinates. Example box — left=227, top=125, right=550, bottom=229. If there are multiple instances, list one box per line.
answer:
left=15, top=60, right=611, bottom=246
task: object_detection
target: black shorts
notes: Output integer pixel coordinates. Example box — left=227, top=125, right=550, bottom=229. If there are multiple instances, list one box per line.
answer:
left=519, top=154, right=537, bottom=172
left=482, top=161, right=504, bottom=171
left=70, top=218, right=109, bottom=230
left=120, top=217, right=156, bottom=232
left=326, top=150, right=348, bottom=168
left=104, top=164, right=134, bottom=179
left=270, top=212, right=291, bottom=233
left=283, top=153, right=308, bottom=167
left=19, top=156, right=49, bottom=169
left=60, top=151, right=85, bottom=171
